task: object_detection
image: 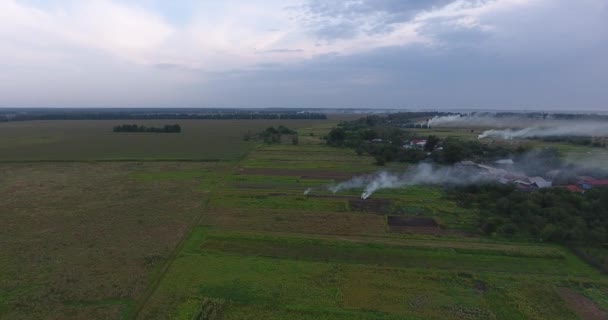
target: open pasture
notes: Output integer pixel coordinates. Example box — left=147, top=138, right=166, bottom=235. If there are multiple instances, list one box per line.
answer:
left=0, top=119, right=329, bottom=161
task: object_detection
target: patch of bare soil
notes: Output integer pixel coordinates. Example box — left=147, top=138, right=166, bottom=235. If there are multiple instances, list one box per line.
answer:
left=387, top=216, right=438, bottom=227
left=387, top=216, right=442, bottom=234
left=349, top=198, right=392, bottom=214
left=473, top=280, right=489, bottom=294
left=268, top=192, right=288, bottom=196
left=557, top=287, right=608, bottom=320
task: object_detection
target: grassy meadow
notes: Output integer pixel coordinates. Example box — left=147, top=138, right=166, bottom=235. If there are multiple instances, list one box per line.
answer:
left=0, top=119, right=329, bottom=161
left=1, top=118, right=608, bottom=320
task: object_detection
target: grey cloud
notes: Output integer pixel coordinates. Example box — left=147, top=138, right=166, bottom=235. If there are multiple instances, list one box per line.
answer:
left=301, top=0, right=455, bottom=40
left=200, top=0, right=608, bottom=110
left=256, top=48, right=304, bottom=54
left=305, top=0, right=453, bottom=19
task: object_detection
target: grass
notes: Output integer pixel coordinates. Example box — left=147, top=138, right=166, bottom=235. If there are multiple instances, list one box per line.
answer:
left=0, top=119, right=329, bottom=161
left=139, top=227, right=601, bottom=320
left=198, top=231, right=597, bottom=276
left=138, top=133, right=608, bottom=319
left=0, top=162, right=214, bottom=319
left=3, top=120, right=608, bottom=319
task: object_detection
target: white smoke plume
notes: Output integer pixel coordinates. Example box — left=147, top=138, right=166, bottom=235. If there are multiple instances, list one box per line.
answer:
left=328, top=163, right=498, bottom=199
left=427, top=114, right=534, bottom=128
left=303, top=188, right=312, bottom=195
left=478, top=123, right=608, bottom=139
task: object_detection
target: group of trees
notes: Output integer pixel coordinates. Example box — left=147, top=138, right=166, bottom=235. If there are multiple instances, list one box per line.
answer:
left=112, top=124, right=181, bottom=133
left=246, top=125, right=298, bottom=144
left=325, top=115, right=522, bottom=166
left=325, top=118, right=423, bottom=165
left=450, top=185, right=608, bottom=244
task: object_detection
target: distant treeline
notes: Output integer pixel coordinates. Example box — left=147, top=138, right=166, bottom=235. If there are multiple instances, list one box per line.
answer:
left=0, top=110, right=327, bottom=122
left=113, top=124, right=181, bottom=133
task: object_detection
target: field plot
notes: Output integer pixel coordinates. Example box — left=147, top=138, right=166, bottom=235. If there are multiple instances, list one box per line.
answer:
left=140, top=228, right=607, bottom=320
left=0, top=119, right=328, bottom=161
left=139, top=129, right=608, bottom=320
left=242, top=144, right=380, bottom=172
left=407, top=127, right=480, bottom=140
left=0, top=162, right=220, bottom=319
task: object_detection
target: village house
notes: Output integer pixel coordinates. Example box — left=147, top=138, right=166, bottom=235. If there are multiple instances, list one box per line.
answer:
left=403, top=139, right=427, bottom=149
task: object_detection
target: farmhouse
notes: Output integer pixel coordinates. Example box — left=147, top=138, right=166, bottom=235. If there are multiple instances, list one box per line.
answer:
left=412, top=139, right=427, bottom=147
left=404, top=139, right=427, bottom=149
left=529, top=176, right=552, bottom=188
left=458, top=160, right=555, bottom=190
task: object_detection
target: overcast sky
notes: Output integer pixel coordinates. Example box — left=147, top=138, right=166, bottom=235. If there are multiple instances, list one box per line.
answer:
left=1, top=0, right=607, bottom=110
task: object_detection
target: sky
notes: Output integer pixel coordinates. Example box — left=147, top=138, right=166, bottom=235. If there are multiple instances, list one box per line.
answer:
left=0, top=0, right=607, bottom=110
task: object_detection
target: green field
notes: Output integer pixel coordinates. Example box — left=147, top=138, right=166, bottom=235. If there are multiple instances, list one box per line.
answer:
left=0, top=119, right=329, bottom=161
left=1, top=120, right=607, bottom=320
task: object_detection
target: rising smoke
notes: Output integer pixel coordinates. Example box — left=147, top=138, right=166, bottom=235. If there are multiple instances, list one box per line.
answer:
left=316, top=153, right=607, bottom=199
left=426, top=114, right=608, bottom=140
left=478, top=123, right=608, bottom=139
left=327, top=163, right=498, bottom=199
left=427, top=114, right=531, bottom=128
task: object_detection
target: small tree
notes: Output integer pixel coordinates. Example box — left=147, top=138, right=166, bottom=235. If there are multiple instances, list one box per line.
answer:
left=424, top=135, right=440, bottom=152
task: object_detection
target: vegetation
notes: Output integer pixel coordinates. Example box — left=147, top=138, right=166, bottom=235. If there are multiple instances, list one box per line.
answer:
left=325, top=115, right=523, bottom=165
left=531, top=135, right=607, bottom=148
left=0, top=162, right=215, bottom=319
left=0, top=108, right=327, bottom=121
left=113, top=124, right=182, bottom=133
left=3, top=115, right=608, bottom=320
left=249, top=125, right=298, bottom=144
left=451, top=185, right=608, bottom=243
left=0, top=119, right=326, bottom=161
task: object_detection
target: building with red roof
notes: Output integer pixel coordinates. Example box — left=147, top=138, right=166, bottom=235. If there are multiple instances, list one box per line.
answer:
left=565, top=185, right=583, bottom=193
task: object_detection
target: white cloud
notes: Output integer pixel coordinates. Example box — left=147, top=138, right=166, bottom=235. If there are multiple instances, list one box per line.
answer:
left=0, top=0, right=605, bottom=108
left=2, top=1, right=173, bottom=58
left=1, top=0, right=530, bottom=71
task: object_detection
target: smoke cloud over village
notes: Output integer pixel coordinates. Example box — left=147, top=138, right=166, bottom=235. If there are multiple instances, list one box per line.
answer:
left=310, top=151, right=608, bottom=199
left=427, top=114, right=608, bottom=140
left=478, top=123, right=608, bottom=140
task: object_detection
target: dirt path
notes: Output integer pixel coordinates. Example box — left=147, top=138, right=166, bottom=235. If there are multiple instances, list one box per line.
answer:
left=557, top=287, right=608, bottom=320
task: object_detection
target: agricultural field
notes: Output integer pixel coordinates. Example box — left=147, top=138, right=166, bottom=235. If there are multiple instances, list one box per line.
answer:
left=138, top=127, right=608, bottom=320
left=1, top=119, right=608, bottom=320
left=0, top=119, right=330, bottom=161
left=0, top=161, right=223, bottom=319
